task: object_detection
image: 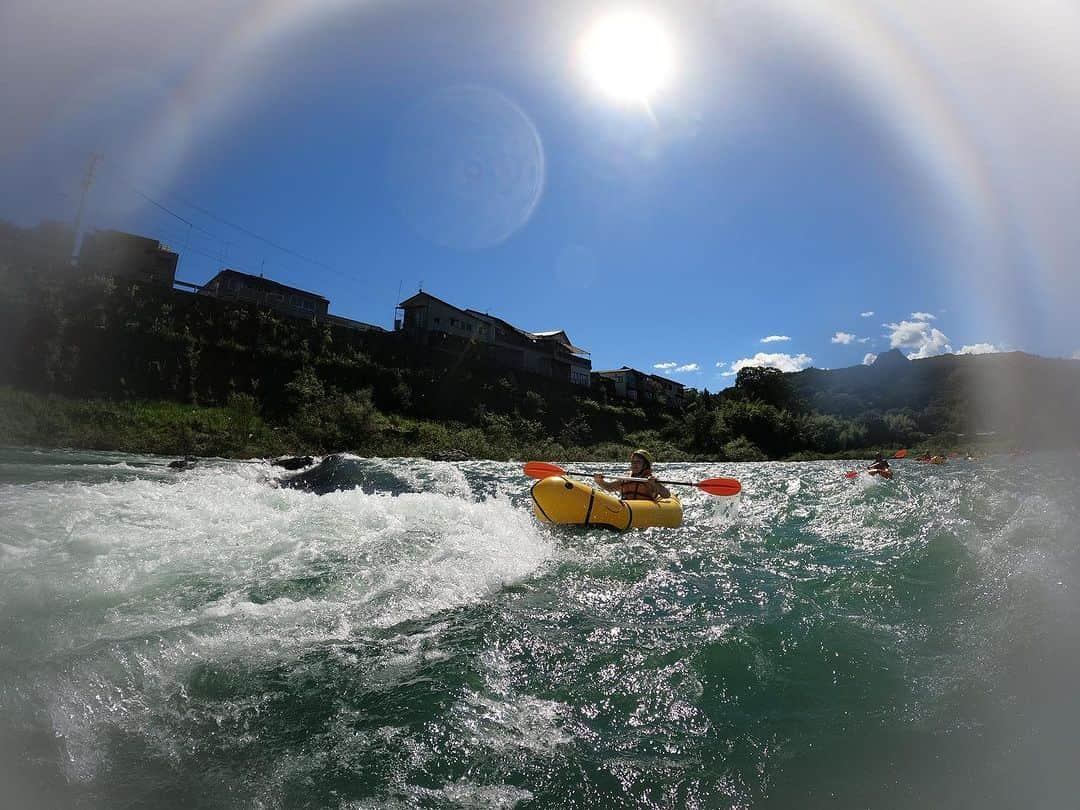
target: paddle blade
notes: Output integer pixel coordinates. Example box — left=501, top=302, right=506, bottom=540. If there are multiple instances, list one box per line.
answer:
left=894, top=449, right=908, bottom=459
left=523, top=461, right=567, bottom=479
left=844, top=471, right=860, bottom=478
left=697, top=477, right=742, bottom=496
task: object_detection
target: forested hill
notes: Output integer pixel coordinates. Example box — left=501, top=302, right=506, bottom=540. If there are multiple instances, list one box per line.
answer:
left=787, top=348, right=1080, bottom=448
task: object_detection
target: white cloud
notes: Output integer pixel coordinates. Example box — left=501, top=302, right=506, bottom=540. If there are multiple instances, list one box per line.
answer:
left=715, top=360, right=726, bottom=367
left=1073, top=350, right=1080, bottom=360
left=957, top=343, right=1002, bottom=355
left=760, top=335, right=791, bottom=343
left=860, top=311, right=874, bottom=318
left=910, top=311, right=936, bottom=321
left=858, top=337, right=870, bottom=344
left=863, top=352, right=878, bottom=365
left=885, top=319, right=952, bottom=359
left=723, top=352, right=814, bottom=376
left=654, top=361, right=699, bottom=374
left=831, top=331, right=856, bottom=345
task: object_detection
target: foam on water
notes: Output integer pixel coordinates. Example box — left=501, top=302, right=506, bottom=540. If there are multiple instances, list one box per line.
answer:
left=2, top=449, right=1079, bottom=808
left=0, top=454, right=556, bottom=793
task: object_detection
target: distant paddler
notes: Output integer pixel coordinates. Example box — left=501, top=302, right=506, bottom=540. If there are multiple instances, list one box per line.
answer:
left=867, top=452, right=893, bottom=479
left=845, top=449, right=905, bottom=479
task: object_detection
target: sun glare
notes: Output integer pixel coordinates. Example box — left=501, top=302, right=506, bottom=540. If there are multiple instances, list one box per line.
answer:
left=580, top=10, right=674, bottom=104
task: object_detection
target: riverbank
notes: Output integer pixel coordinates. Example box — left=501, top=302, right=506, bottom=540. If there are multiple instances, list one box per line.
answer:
left=0, top=386, right=989, bottom=463
left=0, top=387, right=684, bottom=462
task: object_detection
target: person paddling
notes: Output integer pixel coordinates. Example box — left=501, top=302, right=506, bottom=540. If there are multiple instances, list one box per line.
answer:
left=868, top=452, right=892, bottom=478
left=594, top=449, right=671, bottom=501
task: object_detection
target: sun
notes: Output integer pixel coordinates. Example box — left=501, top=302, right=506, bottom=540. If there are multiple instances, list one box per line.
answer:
left=579, top=10, right=675, bottom=104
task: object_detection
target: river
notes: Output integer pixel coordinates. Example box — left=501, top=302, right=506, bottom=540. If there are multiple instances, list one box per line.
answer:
left=1, top=447, right=1077, bottom=808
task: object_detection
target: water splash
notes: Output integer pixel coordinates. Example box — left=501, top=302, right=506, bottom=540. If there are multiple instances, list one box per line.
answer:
left=1, top=449, right=1077, bottom=807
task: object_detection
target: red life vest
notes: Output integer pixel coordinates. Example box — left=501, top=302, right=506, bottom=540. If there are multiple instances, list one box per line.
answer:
left=618, top=476, right=656, bottom=501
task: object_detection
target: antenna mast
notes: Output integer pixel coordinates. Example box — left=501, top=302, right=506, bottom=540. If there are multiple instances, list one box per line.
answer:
left=71, top=152, right=103, bottom=261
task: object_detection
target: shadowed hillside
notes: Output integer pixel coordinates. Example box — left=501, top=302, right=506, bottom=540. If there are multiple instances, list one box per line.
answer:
left=789, top=349, right=1080, bottom=448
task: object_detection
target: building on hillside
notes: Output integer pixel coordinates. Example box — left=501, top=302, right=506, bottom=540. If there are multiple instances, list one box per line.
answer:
left=78, top=229, right=179, bottom=288
left=0, top=221, right=75, bottom=272
left=395, top=291, right=591, bottom=385
left=592, top=366, right=687, bottom=407
left=199, top=268, right=329, bottom=318
left=527, top=330, right=592, bottom=386
left=321, top=313, right=385, bottom=333
left=197, top=268, right=385, bottom=332
left=592, top=366, right=649, bottom=402
left=648, top=373, right=687, bottom=407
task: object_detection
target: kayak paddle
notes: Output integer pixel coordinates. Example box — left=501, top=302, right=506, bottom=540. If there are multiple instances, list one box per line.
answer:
left=523, top=461, right=741, bottom=496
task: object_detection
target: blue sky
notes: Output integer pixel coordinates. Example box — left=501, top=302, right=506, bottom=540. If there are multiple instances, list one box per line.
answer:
left=3, top=0, right=1079, bottom=387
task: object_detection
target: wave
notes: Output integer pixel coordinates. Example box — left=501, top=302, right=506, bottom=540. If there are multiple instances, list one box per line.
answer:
left=2, top=449, right=1077, bottom=807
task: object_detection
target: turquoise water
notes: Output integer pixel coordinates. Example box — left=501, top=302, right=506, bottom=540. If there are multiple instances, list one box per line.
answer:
left=1, top=447, right=1077, bottom=808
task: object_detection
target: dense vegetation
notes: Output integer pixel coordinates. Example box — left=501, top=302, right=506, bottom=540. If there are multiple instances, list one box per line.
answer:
left=2, top=221, right=1077, bottom=460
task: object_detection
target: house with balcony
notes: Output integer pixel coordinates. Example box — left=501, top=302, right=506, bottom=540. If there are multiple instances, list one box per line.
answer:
left=395, top=291, right=591, bottom=385
left=592, top=366, right=649, bottom=402
left=592, top=366, right=687, bottom=406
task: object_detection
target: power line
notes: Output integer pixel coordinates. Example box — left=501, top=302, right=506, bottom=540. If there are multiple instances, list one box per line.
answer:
left=145, top=218, right=261, bottom=276
left=135, top=176, right=378, bottom=297
left=91, top=158, right=379, bottom=302
left=130, top=178, right=333, bottom=272
left=147, top=220, right=254, bottom=272
left=107, top=176, right=280, bottom=274
left=143, top=214, right=228, bottom=256
left=126, top=183, right=221, bottom=241
left=99, top=166, right=270, bottom=273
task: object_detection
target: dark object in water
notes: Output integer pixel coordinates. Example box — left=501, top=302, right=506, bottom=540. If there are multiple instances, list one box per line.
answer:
left=271, top=455, right=315, bottom=470
left=278, top=453, right=417, bottom=496
left=168, top=456, right=198, bottom=471
left=428, top=448, right=472, bottom=462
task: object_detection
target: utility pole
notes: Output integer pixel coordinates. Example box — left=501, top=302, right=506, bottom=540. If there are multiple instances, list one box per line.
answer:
left=71, top=152, right=103, bottom=262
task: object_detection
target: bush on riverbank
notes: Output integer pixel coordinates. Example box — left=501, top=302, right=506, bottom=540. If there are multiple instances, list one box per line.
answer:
left=0, top=386, right=965, bottom=462
left=0, top=387, right=288, bottom=457
left=0, top=387, right=663, bottom=461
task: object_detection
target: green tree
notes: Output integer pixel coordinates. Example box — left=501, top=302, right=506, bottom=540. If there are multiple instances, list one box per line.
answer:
left=722, top=436, right=767, bottom=461
left=735, top=365, right=798, bottom=410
